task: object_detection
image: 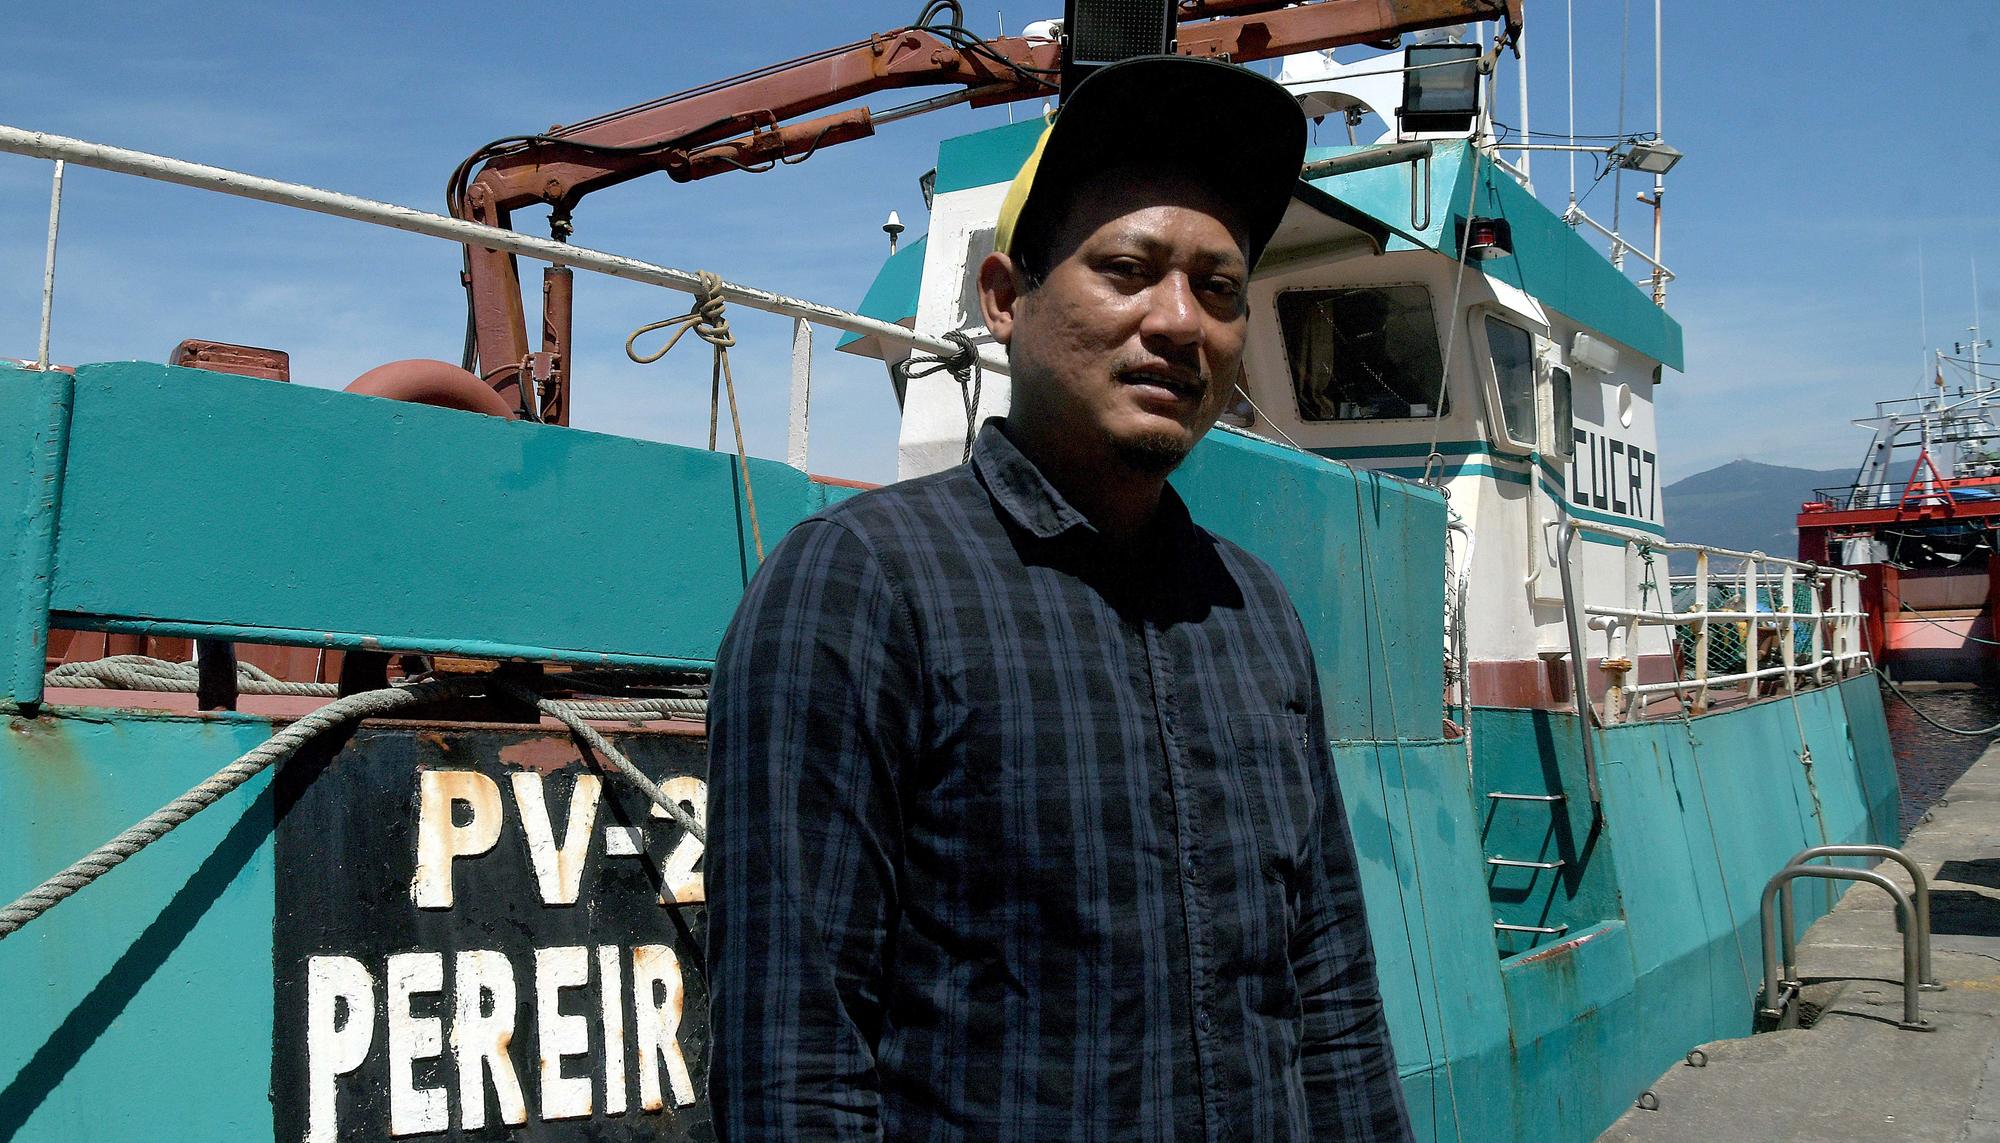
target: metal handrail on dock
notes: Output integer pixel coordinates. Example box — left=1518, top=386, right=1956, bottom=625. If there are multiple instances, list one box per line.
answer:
left=1561, top=519, right=1870, bottom=725
left=1759, top=845, right=1937, bottom=1032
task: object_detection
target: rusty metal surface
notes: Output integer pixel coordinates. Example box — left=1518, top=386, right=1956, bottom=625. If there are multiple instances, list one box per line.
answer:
left=344, top=358, right=517, bottom=419
left=271, top=723, right=710, bottom=1140
left=538, top=266, right=574, bottom=425
left=169, top=339, right=291, bottom=382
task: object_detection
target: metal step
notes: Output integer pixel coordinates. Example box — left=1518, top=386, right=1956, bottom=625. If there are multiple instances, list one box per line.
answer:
left=1487, top=856, right=1566, bottom=870
left=1487, top=791, right=1566, bottom=802
left=1494, top=922, right=1569, bottom=935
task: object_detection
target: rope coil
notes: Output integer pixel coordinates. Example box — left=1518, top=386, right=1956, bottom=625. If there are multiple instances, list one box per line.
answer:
left=627, top=269, right=765, bottom=562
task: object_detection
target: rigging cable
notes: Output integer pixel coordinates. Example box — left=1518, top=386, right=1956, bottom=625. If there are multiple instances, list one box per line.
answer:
left=1420, top=142, right=1493, bottom=487
left=1876, top=668, right=2000, bottom=737
left=1351, top=477, right=1464, bottom=1143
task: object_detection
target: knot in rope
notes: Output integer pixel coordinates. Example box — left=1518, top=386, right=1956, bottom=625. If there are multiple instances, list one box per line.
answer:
left=625, top=270, right=734, bottom=363
left=620, top=269, right=765, bottom=561
left=893, top=330, right=983, bottom=462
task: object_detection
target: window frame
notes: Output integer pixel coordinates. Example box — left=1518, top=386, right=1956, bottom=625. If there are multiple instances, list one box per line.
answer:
left=1273, top=282, right=1451, bottom=425
left=1480, top=312, right=1541, bottom=455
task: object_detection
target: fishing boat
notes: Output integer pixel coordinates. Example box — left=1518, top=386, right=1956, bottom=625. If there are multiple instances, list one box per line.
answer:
left=1798, top=354, right=2000, bottom=683
left=0, top=2, right=1894, bottom=1141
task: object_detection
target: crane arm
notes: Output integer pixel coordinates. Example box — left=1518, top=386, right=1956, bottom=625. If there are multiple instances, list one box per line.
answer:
left=458, top=0, right=1520, bottom=421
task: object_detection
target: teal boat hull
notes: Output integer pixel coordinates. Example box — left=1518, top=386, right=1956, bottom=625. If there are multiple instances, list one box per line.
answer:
left=0, top=361, right=1895, bottom=1141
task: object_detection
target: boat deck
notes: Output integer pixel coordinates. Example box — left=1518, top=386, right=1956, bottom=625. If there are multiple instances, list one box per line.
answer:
left=1601, top=739, right=2000, bottom=1141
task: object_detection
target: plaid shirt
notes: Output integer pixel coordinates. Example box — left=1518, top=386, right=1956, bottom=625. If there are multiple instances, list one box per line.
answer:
left=708, top=423, right=1410, bottom=1142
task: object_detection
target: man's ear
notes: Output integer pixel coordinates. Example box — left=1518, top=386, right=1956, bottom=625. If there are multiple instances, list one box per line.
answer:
left=977, top=251, right=1024, bottom=347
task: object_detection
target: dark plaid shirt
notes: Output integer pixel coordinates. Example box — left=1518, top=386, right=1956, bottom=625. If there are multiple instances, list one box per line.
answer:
left=708, top=423, right=1410, bottom=1142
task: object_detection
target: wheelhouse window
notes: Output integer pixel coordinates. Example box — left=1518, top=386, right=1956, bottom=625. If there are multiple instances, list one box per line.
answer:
left=1277, top=285, right=1447, bottom=422
left=1485, top=316, right=1536, bottom=447
left=1547, top=366, right=1574, bottom=460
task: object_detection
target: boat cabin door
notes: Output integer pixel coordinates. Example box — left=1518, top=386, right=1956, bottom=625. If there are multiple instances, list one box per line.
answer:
left=1480, top=311, right=1574, bottom=604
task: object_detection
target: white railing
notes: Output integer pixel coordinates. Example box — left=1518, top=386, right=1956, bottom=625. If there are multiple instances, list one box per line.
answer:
left=1563, top=520, right=1870, bottom=724
left=0, top=124, right=1009, bottom=476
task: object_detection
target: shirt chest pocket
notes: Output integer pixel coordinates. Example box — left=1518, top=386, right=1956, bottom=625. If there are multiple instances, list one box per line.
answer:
left=1226, top=712, right=1319, bottom=886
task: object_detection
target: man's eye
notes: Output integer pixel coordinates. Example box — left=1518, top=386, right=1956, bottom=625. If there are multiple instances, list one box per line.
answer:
left=1202, top=277, right=1244, bottom=300
left=1101, top=259, right=1150, bottom=280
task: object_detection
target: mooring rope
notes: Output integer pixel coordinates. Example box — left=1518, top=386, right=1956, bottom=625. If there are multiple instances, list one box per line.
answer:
left=626, top=269, right=765, bottom=562
left=0, top=675, right=485, bottom=941
left=1876, top=667, right=2000, bottom=737
left=892, top=330, right=982, bottom=462
left=1, top=668, right=712, bottom=943
left=42, top=655, right=709, bottom=722
left=496, top=680, right=706, bottom=844
left=45, top=654, right=337, bottom=697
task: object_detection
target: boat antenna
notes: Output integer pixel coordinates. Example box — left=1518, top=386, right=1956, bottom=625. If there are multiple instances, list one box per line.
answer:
left=1566, top=0, right=1576, bottom=206
left=1611, top=0, right=1630, bottom=263
left=1915, top=237, right=1930, bottom=400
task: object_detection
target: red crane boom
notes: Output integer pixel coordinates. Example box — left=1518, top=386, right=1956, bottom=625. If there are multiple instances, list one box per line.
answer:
left=452, top=0, right=1521, bottom=422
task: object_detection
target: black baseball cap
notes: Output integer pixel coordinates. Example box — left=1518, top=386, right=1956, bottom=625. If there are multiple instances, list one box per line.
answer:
left=993, top=55, right=1307, bottom=268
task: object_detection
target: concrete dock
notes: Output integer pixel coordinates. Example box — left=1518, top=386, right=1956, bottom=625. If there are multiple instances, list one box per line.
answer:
left=1602, top=741, right=2000, bottom=1142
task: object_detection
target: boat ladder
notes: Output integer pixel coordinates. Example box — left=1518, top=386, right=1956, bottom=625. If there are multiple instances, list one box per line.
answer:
left=1486, top=791, right=1571, bottom=937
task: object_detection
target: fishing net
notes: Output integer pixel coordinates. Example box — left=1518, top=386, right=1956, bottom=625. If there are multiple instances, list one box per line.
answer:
left=1671, top=579, right=1818, bottom=678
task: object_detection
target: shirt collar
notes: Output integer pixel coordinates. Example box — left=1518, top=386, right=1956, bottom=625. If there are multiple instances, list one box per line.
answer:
left=971, top=420, right=1198, bottom=550
left=971, top=421, right=1095, bottom=540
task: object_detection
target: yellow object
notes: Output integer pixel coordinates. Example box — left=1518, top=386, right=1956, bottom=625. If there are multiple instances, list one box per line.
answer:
left=993, top=117, right=1055, bottom=257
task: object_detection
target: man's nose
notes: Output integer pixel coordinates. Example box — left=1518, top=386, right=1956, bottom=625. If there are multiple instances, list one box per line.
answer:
left=1139, top=272, right=1203, bottom=345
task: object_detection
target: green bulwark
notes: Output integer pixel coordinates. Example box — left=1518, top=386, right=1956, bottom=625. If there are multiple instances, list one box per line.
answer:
left=0, top=361, right=1889, bottom=1140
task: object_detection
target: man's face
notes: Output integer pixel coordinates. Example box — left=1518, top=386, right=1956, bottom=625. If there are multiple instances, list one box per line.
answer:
left=980, top=166, right=1252, bottom=476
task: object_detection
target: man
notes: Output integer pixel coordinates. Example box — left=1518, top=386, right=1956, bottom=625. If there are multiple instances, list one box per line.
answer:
left=709, top=55, right=1411, bottom=1142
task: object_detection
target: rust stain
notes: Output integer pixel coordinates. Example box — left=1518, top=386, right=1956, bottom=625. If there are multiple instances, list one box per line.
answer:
left=497, top=737, right=583, bottom=774
left=1517, top=934, right=1587, bottom=965
left=7, top=714, right=84, bottom=768
left=417, top=731, right=453, bottom=755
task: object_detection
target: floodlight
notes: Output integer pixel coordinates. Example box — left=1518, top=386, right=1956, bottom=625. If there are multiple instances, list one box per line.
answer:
left=1061, top=0, right=1177, bottom=94
left=1398, top=43, right=1482, bottom=135
left=1615, top=139, right=1684, bottom=175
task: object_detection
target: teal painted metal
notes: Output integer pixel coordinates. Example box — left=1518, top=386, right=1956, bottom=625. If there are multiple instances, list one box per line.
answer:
left=836, top=234, right=927, bottom=351
left=920, top=117, right=1684, bottom=371
left=1303, top=142, right=1685, bottom=371
left=53, top=615, right=719, bottom=671
left=0, top=365, right=74, bottom=706
left=1173, top=430, right=1890, bottom=1141
left=45, top=361, right=852, bottom=667
left=929, top=116, right=1045, bottom=196
left=0, top=357, right=1895, bottom=1142
left=0, top=711, right=280, bottom=1140
left=1173, top=427, right=1446, bottom=743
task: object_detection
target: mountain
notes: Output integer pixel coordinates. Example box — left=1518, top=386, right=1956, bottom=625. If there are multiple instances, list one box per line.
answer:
left=1660, top=460, right=1853, bottom=569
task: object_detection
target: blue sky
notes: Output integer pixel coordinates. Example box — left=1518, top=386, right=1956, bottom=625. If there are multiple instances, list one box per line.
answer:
left=1, top=1, right=1995, bottom=485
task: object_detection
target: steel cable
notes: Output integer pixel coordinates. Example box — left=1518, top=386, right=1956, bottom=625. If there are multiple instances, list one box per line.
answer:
left=1876, top=668, right=2000, bottom=737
